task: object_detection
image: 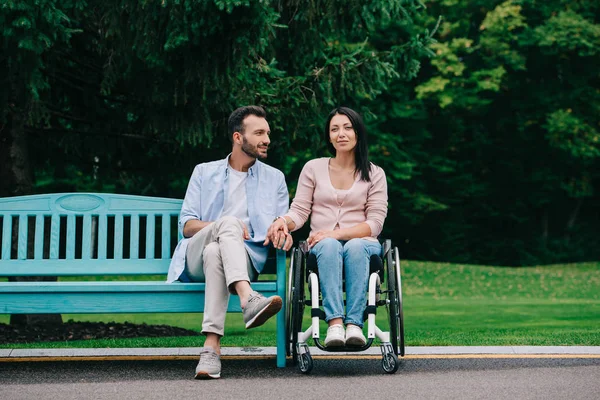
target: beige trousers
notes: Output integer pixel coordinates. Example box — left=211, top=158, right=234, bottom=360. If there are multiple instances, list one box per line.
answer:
left=185, top=216, right=257, bottom=336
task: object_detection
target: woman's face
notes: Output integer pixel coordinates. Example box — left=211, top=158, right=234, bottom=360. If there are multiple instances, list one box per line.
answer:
left=329, top=113, right=357, bottom=154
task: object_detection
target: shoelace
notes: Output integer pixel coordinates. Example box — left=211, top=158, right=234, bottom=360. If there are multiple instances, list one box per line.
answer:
left=199, top=350, right=220, bottom=365
left=247, top=292, right=262, bottom=305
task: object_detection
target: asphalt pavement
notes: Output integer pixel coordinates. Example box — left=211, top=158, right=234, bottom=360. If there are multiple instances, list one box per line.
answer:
left=1, top=346, right=599, bottom=400
left=1, top=357, right=599, bottom=400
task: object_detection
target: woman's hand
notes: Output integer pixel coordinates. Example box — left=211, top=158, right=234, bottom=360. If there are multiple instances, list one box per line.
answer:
left=307, top=230, right=339, bottom=248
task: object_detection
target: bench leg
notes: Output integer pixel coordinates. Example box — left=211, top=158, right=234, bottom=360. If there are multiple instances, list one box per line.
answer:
left=275, top=249, right=287, bottom=368
left=276, top=301, right=286, bottom=367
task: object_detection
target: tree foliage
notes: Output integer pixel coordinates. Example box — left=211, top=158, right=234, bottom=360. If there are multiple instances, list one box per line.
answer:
left=1, top=0, right=599, bottom=265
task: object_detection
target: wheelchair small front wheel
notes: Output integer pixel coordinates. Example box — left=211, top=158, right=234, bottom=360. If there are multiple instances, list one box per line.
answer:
left=298, top=352, right=313, bottom=374
left=382, top=352, right=399, bottom=374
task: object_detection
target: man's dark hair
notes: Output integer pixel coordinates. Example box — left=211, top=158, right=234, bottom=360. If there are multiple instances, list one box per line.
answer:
left=324, top=106, right=372, bottom=182
left=228, top=105, right=267, bottom=141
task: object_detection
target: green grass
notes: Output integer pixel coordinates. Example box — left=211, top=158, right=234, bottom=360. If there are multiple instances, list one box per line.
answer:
left=2, top=261, right=599, bottom=348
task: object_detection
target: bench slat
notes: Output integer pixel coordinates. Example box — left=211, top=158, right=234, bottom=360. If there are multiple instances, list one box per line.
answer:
left=146, top=215, right=155, bottom=259
left=0, top=281, right=276, bottom=292
left=66, top=214, right=76, bottom=259
left=18, top=215, right=27, bottom=260
left=0, top=293, right=264, bottom=314
left=161, top=213, right=170, bottom=259
left=130, top=214, right=139, bottom=259
left=82, top=214, right=92, bottom=259
left=0, top=259, right=171, bottom=276
left=98, top=214, right=107, bottom=260
left=2, top=214, right=11, bottom=260
left=50, top=214, right=60, bottom=259
left=114, top=214, right=123, bottom=259
left=0, top=282, right=277, bottom=314
left=34, top=214, right=44, bottom=259
left=1, top=293, right=210, bottom=314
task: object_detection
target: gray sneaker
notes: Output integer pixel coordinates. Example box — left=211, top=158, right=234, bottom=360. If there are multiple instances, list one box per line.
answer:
left=194, top=347, right=221, bottom=379
left=243, top=291, right=283, bottom=329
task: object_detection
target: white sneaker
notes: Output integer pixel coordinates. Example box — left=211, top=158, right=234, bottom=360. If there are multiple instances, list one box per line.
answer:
left=345, top=324, right=366, bottom=346
left=324, top=324, right=346, bottom=347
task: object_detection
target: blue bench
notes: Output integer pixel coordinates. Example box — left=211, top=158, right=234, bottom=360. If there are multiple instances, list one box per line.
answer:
left=0, top=193, right=287, bottom=367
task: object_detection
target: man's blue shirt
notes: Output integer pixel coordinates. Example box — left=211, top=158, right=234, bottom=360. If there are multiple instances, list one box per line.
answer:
left=167, top=155, right=289, bottom=283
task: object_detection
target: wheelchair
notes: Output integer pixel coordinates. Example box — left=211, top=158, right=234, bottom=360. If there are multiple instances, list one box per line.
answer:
left=286, top=239, right=405, bottom=374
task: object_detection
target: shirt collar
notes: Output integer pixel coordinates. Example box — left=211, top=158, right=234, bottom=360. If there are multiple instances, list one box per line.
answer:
left=224, top=153, right=257, bottom=177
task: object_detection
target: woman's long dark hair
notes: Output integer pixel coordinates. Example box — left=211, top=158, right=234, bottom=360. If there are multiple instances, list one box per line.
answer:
left=324, top=107, right=372, bottom=182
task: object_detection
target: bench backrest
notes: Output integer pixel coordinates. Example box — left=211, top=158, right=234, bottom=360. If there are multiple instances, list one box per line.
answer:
left=0, top=193, right=182, bottom=277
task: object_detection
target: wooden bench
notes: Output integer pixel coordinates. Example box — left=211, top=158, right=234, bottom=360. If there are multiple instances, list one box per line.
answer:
left=0, top=193, right=287, bottom=367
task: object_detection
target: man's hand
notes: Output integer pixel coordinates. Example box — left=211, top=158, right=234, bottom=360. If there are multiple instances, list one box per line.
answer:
left=264, top=217, right=293, bottom=251
left=307, top=230, right=338, bottom=249
left=240, top=221, right=250, bottom=240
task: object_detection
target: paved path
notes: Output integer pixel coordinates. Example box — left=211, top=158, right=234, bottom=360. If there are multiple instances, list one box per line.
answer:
left=2, top=346, right=599, bottom=361
left=1, top=357, right=599, bottom=400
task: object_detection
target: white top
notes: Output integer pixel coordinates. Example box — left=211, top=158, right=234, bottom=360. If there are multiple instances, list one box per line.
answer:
left=222, top=167, right=252, bottom=235
left=335, top=188, right=349, bottom=206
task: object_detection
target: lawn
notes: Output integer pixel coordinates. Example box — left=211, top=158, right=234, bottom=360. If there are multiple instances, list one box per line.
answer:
left=1, top=261, right=598, bottom=348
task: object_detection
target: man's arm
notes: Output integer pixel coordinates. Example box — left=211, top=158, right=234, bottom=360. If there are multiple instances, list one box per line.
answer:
left=179, top=165, right=205, bottom=238
left=183, top=219, right=212, bottom=238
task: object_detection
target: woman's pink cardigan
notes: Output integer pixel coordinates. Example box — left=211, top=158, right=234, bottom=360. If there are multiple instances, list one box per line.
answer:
left=285, top=158, right=388, bottom=239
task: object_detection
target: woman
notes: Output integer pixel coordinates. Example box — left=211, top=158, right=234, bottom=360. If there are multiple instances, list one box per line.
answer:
left=267, top=107, right=388, bottom=347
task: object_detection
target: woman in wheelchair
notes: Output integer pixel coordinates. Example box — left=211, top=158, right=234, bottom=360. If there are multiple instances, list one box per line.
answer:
left=267, top=106, right=388, bottom=348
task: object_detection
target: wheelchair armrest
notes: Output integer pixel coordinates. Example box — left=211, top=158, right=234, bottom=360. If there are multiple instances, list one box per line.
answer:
left=382, top=239, right=392, bottom=257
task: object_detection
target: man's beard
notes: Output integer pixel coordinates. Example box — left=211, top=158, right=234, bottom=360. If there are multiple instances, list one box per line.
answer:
left=241, top=136, right=267, bottom=159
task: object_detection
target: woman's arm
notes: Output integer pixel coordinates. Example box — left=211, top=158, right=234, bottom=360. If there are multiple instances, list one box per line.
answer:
left=285, top=162, right=316, bottom=231
left=265, top=161, right=316, bottom=249
left=364, top=166, right=388, bottom=237
left=306, top=222, right=372, bottom=248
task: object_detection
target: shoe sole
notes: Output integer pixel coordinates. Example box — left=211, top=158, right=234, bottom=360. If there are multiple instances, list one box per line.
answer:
left=194, top=371, right=221, bottom=379
left=345, top=336, right=367, bottom=347
left=324, top=338, right=346, bottom=347
left=245, top=296, right=283, bottom=329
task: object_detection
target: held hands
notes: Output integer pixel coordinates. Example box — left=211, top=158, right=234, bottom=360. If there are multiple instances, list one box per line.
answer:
left=307, top=230, right=338, bottom=249
left=264, top=217, right=293, bottom=251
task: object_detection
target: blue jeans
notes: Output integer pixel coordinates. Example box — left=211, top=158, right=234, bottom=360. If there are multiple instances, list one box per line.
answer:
left=310, top=238, right=382, bottom=328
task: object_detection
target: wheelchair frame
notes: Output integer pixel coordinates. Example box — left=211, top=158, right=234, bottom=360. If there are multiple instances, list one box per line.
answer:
left=286, top=239, right=405, bottom=374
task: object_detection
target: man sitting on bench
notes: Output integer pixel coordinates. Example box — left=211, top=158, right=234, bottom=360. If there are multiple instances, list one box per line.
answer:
left=167, top=105, right=292, bottom=379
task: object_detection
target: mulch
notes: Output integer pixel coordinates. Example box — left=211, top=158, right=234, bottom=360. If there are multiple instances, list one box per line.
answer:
left=0, top=321, right=200, bottom=344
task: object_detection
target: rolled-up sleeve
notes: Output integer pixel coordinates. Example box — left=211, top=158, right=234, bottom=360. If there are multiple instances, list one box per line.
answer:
left=285, top=162, right=315, bottom=232
left=365, top=166, right=388, bottom=237
left=179, top=165, right=203, bottom=235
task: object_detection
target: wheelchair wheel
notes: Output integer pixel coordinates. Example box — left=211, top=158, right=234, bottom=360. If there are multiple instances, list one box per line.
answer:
left=290, top=247, right=305, bottom=365
left=285, top=250, right=296, bottom=357
left=298, top=351, right=313, bottom=374
left=382, top=351, right=399, bottom=374
left=386, top=246, right=405, bottom=357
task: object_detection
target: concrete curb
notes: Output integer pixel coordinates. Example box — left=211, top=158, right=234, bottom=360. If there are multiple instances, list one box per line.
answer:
left=1, top=346, right=599, bottom=360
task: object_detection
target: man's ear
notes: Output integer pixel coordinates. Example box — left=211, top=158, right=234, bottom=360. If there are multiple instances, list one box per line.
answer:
left=233, top=132, right=242, bottom=145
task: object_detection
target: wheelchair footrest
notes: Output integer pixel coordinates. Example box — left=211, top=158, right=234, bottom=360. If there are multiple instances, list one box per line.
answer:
left=311, top=308, right=326, bottom=319
left=312, top=338, right=375, bottom=352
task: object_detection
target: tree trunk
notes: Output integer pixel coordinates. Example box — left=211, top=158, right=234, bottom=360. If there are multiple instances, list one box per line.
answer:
left=1, top=110, right=62, bottom=326
left=564, top=198, right=583, bottom=243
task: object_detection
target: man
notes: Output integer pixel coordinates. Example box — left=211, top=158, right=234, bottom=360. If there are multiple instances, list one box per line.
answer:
left=167, top=106, right=292, bottom=379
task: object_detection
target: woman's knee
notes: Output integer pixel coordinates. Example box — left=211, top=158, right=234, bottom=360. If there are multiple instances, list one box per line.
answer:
left=343, top=238, right=368, bottom=257
left=313, top=237, right=343, bottom=254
